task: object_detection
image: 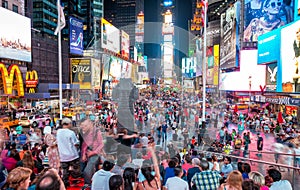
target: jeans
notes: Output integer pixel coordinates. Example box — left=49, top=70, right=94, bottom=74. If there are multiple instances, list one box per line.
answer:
left=83, top=155, right=100, bottom=185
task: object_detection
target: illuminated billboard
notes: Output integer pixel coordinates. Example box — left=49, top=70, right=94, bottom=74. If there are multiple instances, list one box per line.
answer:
left=213, top=45, right=219, bottom=86
left=281, top=19, right=300, bottom=92
left=121, top=61, right=132, bottom=78
left=0, top=63, right=24, bottom=96
left=0, top=7, right=31, bottom=62
left=70, top=59, right=91, bottom=89
left=109, top=56, right=122, bottom=80
left=121, top=30, right=130, bottom=59
left=69, top=16, right=83, bottom=55
left=219, top=50, right=266, bottom=91
left=244, top=0, right=294, bottom=42
left=101, top=18, right=120, bottom=54
left=257, top=28, right=280, bottom=64
left=182, top=57, right=196, bottom=78
left=91, top=58, right=101, bottom=88
left=220, top=2, right=240, bottom=69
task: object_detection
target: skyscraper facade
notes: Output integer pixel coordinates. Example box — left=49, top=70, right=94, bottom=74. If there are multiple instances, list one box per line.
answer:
left=104, top=0, right=144, bottom=47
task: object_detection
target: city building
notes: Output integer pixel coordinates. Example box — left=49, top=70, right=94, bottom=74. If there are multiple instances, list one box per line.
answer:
left=1, top=0, right=24, bottom=15
left=104, top=0, right=144, bottom=47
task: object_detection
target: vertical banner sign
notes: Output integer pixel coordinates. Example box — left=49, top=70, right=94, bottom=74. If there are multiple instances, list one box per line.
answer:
left=207, top=46, right=214, bottom=69
left=121, top=30, right=130, bottom=59
left=220, top=2, right=240, bottom=69
left=71, top=59, right=91, bottom=89
left=265, top=63, right=277, bottom=92
left=91, top=58, right=101, bottom=88
left=69, top=16, right=83, bottom=55
left=213, top=45, right=219, bottom=86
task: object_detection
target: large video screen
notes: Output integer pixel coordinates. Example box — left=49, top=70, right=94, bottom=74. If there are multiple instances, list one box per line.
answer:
left=0, top=7, right=31, bottom=62
left=219, top=50, right=266, bottom=91
left=281, top=19, right=300, bottom=92
left=244, top=0, right=294, bottom=42
left=101, top=18, right=120, bottom=54
left=69, top=16, right=83, bottom=55
left=257, top=28, right=280, bottom=64
left=220, top=2, right=240, bottom=69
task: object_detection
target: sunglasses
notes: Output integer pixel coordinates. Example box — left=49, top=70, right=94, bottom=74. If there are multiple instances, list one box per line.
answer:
left=269, top=1, right=282, bottom=8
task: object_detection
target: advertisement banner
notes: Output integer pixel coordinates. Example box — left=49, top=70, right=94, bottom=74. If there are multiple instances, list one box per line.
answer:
left=91, top=58, right=101, bottom=88
left=265, top=62, right=277, bottom=91
left=69, top=16, right=83, bottom=55
left=109, top=56, right=122, bottom=80
left=101, top=18, right=120, bottom=54
left=244, top=0, right=294, bottom=42
left=121, top=30, right=130, bottom=59
left=220, top=2, right=240, bottom=69
left=0, top=7, right=31, bottom=62
left=219, top=50, right=266, bottom=91
left=213, top=45, right=219, bottom=86
left=195, top=39, right=202, bottom=76
left=207, top=46, right=214, bottom=69
left=102, top=54, right=110, bottom=80
left=182, top=57, right=196, bottom=78
left=207, top=68, right=214, bottom=85
left=281, top=20, right=300, bottom=92
left=70, top=59, right=91, bottom=89
left=121, top=61, right=132, bottom=79
left=257, top=29, right=280, bottom=64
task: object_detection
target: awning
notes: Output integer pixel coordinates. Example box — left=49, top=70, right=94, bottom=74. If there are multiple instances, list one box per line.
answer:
left=24, top=93, right=51, bottom=99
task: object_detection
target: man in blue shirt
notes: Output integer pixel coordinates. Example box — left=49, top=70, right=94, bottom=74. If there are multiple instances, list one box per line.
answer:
left=221, top=156, right=233, bottom=179
left=162, top=122, right=168, bottom=142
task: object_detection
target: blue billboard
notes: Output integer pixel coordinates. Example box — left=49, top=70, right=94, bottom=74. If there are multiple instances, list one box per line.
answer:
left=69, top=16, right=83, bottom=55
left=257, top=29, right=281, bottom=64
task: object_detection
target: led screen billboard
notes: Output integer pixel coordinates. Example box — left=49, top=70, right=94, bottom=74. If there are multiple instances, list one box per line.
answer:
left=91, top=58, right=101, bottom=88
left=121, top=30, right=130, bottom=59
left=121, top=61, right=132, bottom=78
left=219, top=50, right=266, bottom=91
left=69, top=16, right=83, bottom=55
left=220, top=2, right=240, bottom=69
left=0, top=7, right=31, bottom=62
left=244, top=0, right=294, bottom=42
left=257, top=28, right=280, bottom=64
left=101, top=18, right=120, bottom=54
left=281, top=19, right=300, bottom=92
left=109, top=56, right=122, bottom=80
left=70, top=59, right=91, bottom=89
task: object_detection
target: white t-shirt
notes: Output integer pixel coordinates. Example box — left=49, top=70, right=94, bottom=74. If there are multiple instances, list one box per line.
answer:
left=43, top=125, right=52, bottom=135
left=56, top=128, right=79, bottom=162
left=165, top=176, right=189, bottom=190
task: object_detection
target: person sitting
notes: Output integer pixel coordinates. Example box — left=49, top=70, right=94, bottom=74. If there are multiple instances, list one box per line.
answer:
left=267, top=168, right=292, bottom=190
left=4, top=167, right=32, bottom=190
left=35, top=168, right=65, bottom=190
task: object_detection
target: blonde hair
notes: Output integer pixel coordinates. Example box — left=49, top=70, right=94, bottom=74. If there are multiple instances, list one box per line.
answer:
left=6, top=167, right=32, bottom=189
left=226, top=170, right=243, bottom=189
left=249, top=171, right=265, bottom=186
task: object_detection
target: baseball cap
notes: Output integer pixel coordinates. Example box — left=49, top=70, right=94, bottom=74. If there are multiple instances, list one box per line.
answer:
left=62, top=118, right=72, bottom=125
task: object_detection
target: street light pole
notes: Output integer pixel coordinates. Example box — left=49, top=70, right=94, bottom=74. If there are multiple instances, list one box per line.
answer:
left=248, top=76, right=252, bottom=113
left=202, top=2, right=207, bottom=124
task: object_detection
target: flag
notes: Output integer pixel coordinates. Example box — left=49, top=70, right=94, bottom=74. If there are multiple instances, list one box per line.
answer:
left=54, top=0, right=66, bottom=35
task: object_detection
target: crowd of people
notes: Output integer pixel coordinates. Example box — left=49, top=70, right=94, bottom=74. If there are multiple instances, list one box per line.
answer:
left=0, top=87, right=297, bottom=189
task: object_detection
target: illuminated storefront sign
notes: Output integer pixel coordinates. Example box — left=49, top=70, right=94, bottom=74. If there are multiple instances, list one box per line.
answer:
left=0, top=63, right=24, bottom=96
left=26, top=70, right=38, bottom=93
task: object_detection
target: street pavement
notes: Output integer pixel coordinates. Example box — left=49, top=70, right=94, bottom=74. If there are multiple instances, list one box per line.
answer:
left=204, top=120, right=300, bottom=189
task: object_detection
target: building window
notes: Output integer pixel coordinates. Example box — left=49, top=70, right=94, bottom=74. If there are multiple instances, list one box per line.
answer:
left=12, top=4, right=18, bottom=13
left=2, top=1, right=8, bottom=8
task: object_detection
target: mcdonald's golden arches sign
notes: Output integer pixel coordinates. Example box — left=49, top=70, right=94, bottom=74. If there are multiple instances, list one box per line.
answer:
left=26, top=70, right=38, bottom=93
left=0, top=63, right=24, bottom=96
